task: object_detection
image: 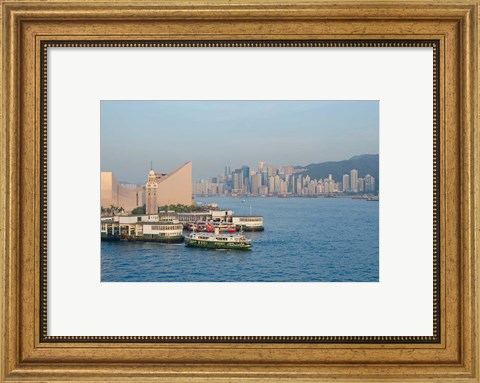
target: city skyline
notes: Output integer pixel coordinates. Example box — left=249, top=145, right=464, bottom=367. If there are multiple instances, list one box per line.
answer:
left=101, top=100, right=379, bottom=182
left=193, top=160, right=376, bottom=197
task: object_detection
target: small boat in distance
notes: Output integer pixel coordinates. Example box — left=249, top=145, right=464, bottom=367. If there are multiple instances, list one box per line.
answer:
left=185, top=230, right=252, bottom=250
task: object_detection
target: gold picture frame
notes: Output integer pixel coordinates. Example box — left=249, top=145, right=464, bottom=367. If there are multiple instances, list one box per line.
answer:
left=1, top=0, right=478, bottom=381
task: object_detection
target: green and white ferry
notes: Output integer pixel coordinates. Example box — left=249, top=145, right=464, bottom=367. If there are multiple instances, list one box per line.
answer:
left=185, top=231, right=252, bottom=250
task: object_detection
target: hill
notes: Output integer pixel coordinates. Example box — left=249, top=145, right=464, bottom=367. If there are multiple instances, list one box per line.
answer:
left=297, top=154, right=379, bottom=185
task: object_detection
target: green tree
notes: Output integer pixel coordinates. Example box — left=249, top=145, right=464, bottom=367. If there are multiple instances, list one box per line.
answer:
left=131, top=206, right=145, bottom=215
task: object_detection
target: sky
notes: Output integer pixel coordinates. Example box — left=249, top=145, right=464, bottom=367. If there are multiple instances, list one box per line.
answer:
left=101, top=100, right=379, bottom=183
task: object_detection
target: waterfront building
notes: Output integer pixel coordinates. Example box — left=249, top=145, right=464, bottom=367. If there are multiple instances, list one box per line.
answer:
left=192, top=180, right=208, bottom=196
left=365, top=174, right=375, bottom=192
left=232, top=170, right=243, bottom=194
left=324, top=178, right=330, bottom=194
left=358, top=178, right=365, bottom=192
left=274, top=175, right=281, bottom=193
left=101, top=171, right=143, bottom=213
left=288, top=175, right=295, bottom=193
left=251, top=173, right=262, bottom=195
left=342, top=174, right=350, bottom=192
left=101, top=171, right=118, bottom=208
left=261, top=170, right=268, bottom=186
left=268, top=176, right=275, bottom=194
left=241, top=166, right=250, bottom=193
left=101, top=214, right=184, bottom=243
left=350, top=169, right=358, bottom=192
left=296, top=178, right=302, bottom=195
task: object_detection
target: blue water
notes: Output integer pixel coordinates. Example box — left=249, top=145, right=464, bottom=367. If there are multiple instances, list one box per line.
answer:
left=101, top=197, right=379, bottom=282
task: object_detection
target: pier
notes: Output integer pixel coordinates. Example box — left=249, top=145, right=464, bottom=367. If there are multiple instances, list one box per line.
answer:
left=101, top=210, right=264, bottom=239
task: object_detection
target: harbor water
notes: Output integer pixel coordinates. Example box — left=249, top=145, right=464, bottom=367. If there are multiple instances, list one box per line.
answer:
left=101, top=196, right=379, bottom=282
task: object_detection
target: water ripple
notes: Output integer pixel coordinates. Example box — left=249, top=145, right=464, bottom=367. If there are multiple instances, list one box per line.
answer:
left=102, top=197, right=379, bottom=282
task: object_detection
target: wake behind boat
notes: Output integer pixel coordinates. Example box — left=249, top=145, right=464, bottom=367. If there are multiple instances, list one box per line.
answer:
left=185, top=231, right=252, bottom=250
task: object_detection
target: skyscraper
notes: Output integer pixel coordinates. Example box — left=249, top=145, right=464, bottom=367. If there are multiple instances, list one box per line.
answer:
left=241, top=166, right=250, bottom=193
left=350, top=169, right=358, bottom=192
left=365, top=174, right=375, bottom=192
left=274, top=175, right=281, bottom=193
left=232, top=170, right=243, bottom=193
left=261, top=170, right=268, bottom=186
left=342, top=174, right=350, bottom=192
left=268, top=176, right=275, bottom=194
left=358, top=178, right=364, bottom=192
left=251, top=173, right=262, bottom=195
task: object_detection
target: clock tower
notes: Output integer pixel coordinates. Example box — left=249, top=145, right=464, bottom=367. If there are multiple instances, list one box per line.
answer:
left=145, top=169, right=159, bottom=214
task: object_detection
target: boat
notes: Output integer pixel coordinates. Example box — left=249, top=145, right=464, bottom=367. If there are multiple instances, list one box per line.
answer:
left=185, top=231, right=252, bottom=250
left=206, top=221, right=237, bottom=233
left=186, top=221, right=236, bottom=233
left=232, top=216, right=264, bottom=232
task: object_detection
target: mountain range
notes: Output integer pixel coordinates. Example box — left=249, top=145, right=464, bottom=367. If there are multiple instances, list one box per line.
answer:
left=296, top=154, right=379, bottom=184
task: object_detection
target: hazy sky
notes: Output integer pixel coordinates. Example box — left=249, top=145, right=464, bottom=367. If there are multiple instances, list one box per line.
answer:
left=101, top=100, right=379, bottom=183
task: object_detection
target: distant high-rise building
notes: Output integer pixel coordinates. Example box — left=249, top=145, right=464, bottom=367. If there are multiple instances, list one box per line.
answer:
left=267, top=165, right=277, bottom=177
left=241, top=166, right=250, bottom=193
left=342, top=174, right=350, bottom=192
left=274, top=175, right=281, bottom=193
left=261, top=169, right=268, bottom=186
left=324, top=178, right=330, bottom=194
left=358, top=178, right=364, bottom=192
left=258, top=161, right=266, bottom=172
left=232, top=170, right=243, bottom=193
left=364, top=174, right=375, bottom=192
left=289, top=175, right=295, bottom=193
left=251, top=173, right=262, bottom=195
left=350, top=169, right=358, bottom=192
left=193, top=179, right=208, bottom=196
left=279, top=166, right=295, bottom=176
left=268, top=176, right=275, bottom=194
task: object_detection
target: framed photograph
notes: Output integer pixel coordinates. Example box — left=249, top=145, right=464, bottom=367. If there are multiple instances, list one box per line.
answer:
left=1, top=0, right=478, bottom=381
